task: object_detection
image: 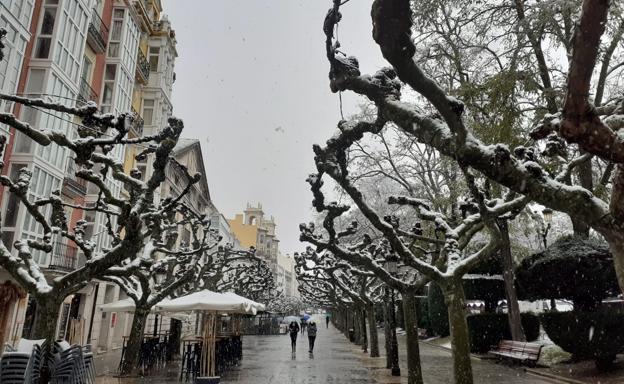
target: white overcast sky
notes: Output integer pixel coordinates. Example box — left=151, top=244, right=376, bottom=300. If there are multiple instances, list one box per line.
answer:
left=162, top=0, right=386, bottom=254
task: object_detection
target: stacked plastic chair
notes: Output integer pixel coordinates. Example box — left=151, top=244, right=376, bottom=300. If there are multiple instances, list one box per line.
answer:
left=0, top=350, right=31, bottom=383
left=0, top=343, right=43, bottom=384
left=49, top=342, right=87, bottom=384
left=82, top=345, right=95, bottom=384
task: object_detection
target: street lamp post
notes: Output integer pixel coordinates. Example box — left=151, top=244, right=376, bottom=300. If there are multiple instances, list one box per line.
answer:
left=385, top=253, right=401, bottom=377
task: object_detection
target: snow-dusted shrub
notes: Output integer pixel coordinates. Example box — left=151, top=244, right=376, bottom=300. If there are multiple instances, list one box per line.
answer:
left=515, top=236, right=619, bottom=310
left=541, top=309, right=624, bottom=370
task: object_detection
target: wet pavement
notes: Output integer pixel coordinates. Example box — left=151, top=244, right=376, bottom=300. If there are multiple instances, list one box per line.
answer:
left=220, top=318, right=376, bottom=383
left=96, top=317, right=558, bottom=383
left=378, top=331, right=557, bottom=384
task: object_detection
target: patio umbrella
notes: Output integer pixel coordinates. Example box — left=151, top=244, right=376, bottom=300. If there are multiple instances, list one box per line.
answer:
left=98, top=298, right=172, bottom=313
left=153, top=289, right=257, bottom=315
left=222, top=292, right=266, bottom=312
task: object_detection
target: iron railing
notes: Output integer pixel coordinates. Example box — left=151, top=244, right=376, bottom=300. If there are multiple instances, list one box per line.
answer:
left=78, top=77, right=98, bottom=105
left=48, top=241, right=78, bottom=272
left=130, top=106, right=145, bottom=136
left=87, top=8, right=109, bottom=53
left=136, top=50, right=150, bottom=83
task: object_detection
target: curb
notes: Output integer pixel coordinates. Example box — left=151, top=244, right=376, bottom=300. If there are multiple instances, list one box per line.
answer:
left=419, top=340, right=484, bottom=361
left=524, top=368, right=588, bottom=384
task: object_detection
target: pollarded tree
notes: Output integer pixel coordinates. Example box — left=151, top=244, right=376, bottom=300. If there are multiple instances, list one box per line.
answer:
left=295, top=250, right=382, bottom=357
left=319, top=0, right=624, bottom=292
left=0, top=91, right=198, bottom=381
left=267, top=294, right=306, bottom=315
left=302, top=144, right=533, bottom=384
left=103, top=204, right=226, bottom=375
left=314, top=1, right=624, bottom=381
left=216, top=255, right=278, bottom=303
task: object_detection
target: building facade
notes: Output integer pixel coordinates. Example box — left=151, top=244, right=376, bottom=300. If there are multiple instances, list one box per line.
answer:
left=228, top=203, right=282, bottom=286
left=0, top=0, right=208, bottom=369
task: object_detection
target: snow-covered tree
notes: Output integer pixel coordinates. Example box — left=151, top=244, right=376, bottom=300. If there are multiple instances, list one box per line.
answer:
left=310, top=0, right=624, bottom=382
left=295, top=250, right=383, bottom=356
left=0, top=89, right=204, bottom=380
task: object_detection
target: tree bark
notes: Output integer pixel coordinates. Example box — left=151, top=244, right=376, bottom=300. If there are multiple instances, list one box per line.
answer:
left=360, top=308, right=368, bottom=352
left=32, top=295, right=63, bottom=384
left=402, top=291, right=425, bottom=384
left=444, top=281, right=473, bottom=384
left=367, top=304, right=380, bottom=357
left=572, top=152, right=593, bottom=237
left=498, top=220, right=526, bottom=341
left=120, top=306, right=150, bottom=375
left=383, top=291, right=392, bottom=368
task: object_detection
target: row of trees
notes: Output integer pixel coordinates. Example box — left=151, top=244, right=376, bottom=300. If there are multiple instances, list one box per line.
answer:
left=0, top=34, right=276, bottom=380
left=296, top=0, right=624, bottom=383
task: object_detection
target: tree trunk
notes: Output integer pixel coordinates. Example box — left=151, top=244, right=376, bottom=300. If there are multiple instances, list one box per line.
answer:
left=572, top=153, right=593, bottom=238
left=32, top=295, right=63, bottom=384
left=444, top=281, right=473, bottom=384
left=498, top=220, right=526, bottom=341
left=402, top=291, right=425, bottom=384
left=360, top=308, right=368, bottom=352
left=383, top=291, right=392, bottom=368
left=367, top=304, right=380, bottom=357
left=120, top=306, right=150, bottom=375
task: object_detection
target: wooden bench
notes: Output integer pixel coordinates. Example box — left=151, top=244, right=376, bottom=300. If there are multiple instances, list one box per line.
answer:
left=488, top=340, right=543, bottom=366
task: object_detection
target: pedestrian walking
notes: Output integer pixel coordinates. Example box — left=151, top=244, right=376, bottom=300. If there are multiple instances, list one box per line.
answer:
left=288, top=321, right=300, bottom=353
left=300, top=318, right=307, bottom=334
left=326, top=315, right=330, bottom=328
left=308, top=321, right=317, bottom=353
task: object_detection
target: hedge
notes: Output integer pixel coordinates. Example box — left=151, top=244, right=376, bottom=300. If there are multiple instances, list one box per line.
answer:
left=516, top=236, right=618, bottom=310
left=541, top=309, right=624, bottom=370
left=415, top=296, right=430, bottom=330
left=427, top=283, right=449, bottom=337
left=467, top=313, right=540, bottom=353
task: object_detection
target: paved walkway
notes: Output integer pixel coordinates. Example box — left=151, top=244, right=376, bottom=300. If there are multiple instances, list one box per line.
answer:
left=220, top=319, right=376, bottom=383
left=95, top=318, right=558, bottom=383
left=379, top=331, right=556, bottom=384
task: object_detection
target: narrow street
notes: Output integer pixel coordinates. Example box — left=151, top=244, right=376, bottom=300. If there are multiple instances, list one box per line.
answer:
left=220, top=319, right=377, bottom=384
left=217, top=318, right=556, bottom=384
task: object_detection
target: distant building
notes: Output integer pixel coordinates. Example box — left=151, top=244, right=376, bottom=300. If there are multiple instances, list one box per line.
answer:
left=276, top=253, right=298, bottom=297
left=228, top=203, right=280, bottom=277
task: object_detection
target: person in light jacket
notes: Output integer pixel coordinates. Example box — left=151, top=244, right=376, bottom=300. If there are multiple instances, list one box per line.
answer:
left=308, top=321, right=318, bottom=353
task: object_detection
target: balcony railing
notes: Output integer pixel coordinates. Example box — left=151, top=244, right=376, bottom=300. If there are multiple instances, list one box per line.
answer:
left=87, top=8, right=109, bottom=53
left=48, top=241, right=78, bottom=272
left=63, top=158, right=87, bottom=196
left=77, top=77, right=98, bottom=105
left=130, top=107, right=144, bottom=137
left=136, top=50, right=150, bottom=84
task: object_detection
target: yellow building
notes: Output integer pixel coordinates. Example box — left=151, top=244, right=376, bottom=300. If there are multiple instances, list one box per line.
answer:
left=228, top=204, right=280, bottom=270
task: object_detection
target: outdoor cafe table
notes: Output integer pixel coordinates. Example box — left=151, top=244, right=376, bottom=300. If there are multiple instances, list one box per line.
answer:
left=179, top=334, right=242, bottom=380
left=118, top=333, right=170, bottom=373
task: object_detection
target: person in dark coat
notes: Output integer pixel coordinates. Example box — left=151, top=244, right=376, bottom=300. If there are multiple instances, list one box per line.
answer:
left=288, top=321, right=300, bottom=353
left=326, top=315, right=330, bottom=328
left=308, top=321, right=318, bottom=353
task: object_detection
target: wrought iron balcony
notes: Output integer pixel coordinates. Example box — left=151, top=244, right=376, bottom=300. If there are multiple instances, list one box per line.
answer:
left=77, top=77, right=98, bottom=105
left=130, top=107, right=144, bottom=137
left=87, top=8, right=108, bottom=53
left=63, top=158, right=88, bottom=196
left=48, top=241, right=78, bottom=272
left=136, top=50, right=150, bottom=84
